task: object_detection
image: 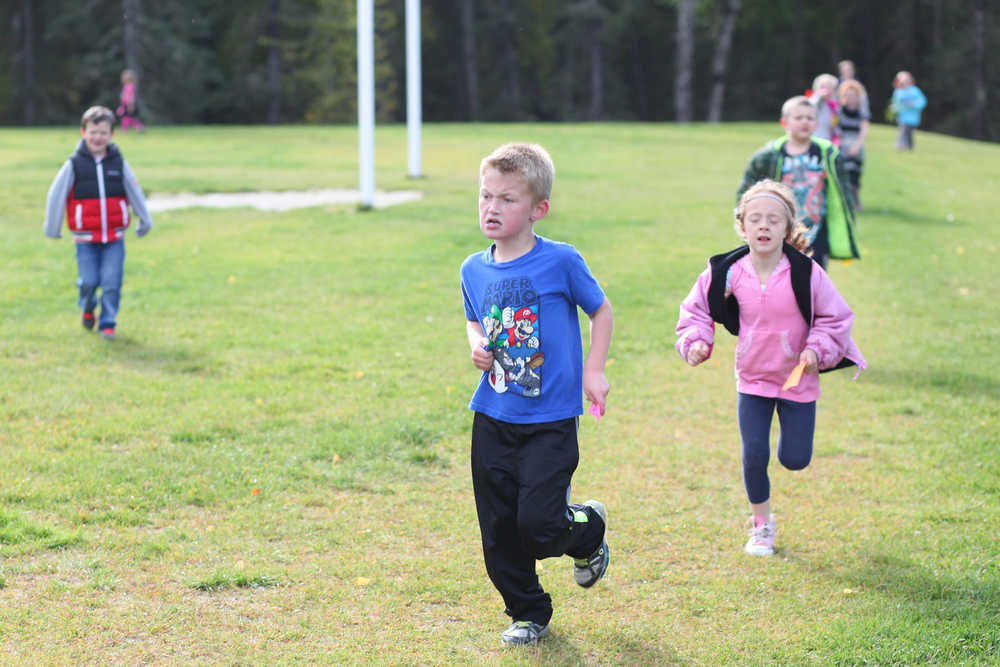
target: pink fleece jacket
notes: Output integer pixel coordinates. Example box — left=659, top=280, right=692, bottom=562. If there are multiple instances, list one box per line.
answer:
left=676, top=254, right=866, bottom=401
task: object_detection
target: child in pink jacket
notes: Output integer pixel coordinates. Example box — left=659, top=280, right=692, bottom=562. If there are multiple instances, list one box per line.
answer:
left=117, top=69, right=145, bottom=132
left=676, top=179, right=865, bottom=556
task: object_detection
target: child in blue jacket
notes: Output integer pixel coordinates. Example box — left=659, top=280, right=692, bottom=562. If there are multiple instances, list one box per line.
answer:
left=891, top=71, right=927, bottom=151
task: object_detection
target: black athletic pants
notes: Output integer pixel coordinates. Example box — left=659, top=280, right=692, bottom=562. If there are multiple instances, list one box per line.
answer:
left=471, top=412, right=605, bottom=627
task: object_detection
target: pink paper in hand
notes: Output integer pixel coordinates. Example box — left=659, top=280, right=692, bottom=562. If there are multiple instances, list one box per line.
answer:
left=588, top=402, right=605, bottom=424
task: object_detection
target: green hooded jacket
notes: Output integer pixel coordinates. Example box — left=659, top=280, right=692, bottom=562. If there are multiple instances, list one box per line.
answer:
left=736, top=136, right=859, bottom=260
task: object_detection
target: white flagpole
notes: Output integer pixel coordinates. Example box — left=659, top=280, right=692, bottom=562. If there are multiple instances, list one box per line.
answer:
left=405, top=0, right=422, bottom=179
left=357, top=0, right=375, bottom=209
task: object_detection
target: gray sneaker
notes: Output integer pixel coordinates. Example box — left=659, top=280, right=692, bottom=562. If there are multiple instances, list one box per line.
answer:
left=501, top=620, right=549, bottom=646
left=573, top=499, right=610, bottom=588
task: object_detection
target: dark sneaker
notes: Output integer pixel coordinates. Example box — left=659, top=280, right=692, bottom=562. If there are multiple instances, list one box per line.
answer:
left=573, top=499, right=610, bottom=588
left=100, top=328, right=117, bottom=341
left=82, top=311, right=95, bottom=330
left=501, top=620, right=549, bottom=646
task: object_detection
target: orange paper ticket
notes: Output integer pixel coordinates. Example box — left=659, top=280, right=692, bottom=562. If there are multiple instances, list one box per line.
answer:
left=782, top=361, right=807, bottom=391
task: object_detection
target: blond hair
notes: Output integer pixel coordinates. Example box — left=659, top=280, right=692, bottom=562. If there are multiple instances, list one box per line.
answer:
left=894, top=71, right=914, bottom=87
left=734, top=180, right=809, bottom=252
left=811, top=73, right=838, bottom=95
left=480, top=143, right=554, bottom=204
left=781, top=95, right=815, bottom=119
left=837, top=79, right=867, bottom=104
left=81, top=105, right=116, bottom=129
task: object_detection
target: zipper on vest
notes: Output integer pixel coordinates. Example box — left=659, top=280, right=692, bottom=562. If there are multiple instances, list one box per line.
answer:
left=96, top=159, right=108, bottom=243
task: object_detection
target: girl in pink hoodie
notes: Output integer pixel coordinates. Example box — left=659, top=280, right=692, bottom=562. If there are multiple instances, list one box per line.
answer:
left=676, top=179, right=865, bottom=556
left=117, top=70, right=145, bottom=132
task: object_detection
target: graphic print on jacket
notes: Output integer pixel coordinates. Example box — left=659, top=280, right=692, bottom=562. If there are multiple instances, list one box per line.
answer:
left=480, top=277, right=543, bottom=397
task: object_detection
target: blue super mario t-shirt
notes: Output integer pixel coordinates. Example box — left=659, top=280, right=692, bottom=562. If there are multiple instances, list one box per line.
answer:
left=460, top=235, right=606, bottom=424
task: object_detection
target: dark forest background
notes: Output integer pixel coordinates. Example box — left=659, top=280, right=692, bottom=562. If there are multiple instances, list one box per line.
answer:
left=2, top=0, right=996, bottom=141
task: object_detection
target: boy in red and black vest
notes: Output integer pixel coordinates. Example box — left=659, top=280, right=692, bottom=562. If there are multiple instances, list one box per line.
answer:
left=45, top=106, right=153, bottom=340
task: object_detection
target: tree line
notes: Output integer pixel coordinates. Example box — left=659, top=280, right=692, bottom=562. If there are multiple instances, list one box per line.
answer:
left=3, top=0, right=996, bottom=141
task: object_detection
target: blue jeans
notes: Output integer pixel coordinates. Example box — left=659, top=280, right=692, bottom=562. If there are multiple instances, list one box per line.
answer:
left=75, top=239, right=125, bottom=330
left=738, top=393, right=816, bottom=504
left=897, top=123, right=916, bottom=150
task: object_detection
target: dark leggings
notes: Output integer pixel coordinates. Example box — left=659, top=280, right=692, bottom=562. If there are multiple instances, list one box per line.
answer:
left=738, top=393, right=816, bottom=504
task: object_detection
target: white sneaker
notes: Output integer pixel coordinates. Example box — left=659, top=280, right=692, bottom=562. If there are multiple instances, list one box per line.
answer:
left=744, top=513, right=776, bottom=556
left=501, top=620, right=549, bottom=646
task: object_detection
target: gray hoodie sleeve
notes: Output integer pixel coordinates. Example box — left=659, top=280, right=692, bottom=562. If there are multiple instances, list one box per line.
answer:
left=123, top=160, right=153, bottom=236
left=44, top=161, right=74, bottom=239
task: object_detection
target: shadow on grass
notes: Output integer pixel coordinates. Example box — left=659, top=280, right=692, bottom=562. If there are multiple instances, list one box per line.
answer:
left=862, top=206, right=964, bottom=226
left=608, top=637, right=683, bottom=665
left=543, top=633, right=682, bottom=665
left=824, top=552, right=1000, bottom=660
left=863, top=366, right=1000, bottom=401
left=100, top=334, right=221, bottom=375
left=850, top=552, right=999, bottom=605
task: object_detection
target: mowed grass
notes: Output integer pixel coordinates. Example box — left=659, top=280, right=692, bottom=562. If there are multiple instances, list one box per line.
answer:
left=0, top=122, right=997, bottom=665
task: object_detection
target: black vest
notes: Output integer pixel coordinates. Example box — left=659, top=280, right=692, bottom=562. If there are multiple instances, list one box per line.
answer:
left=839, top=106, right=864, bottom=135
left=707, top=244, right=855, bottom=373
left=706, top=243, right=813, bottom=336
left=70, top=142, right=126, bottom=199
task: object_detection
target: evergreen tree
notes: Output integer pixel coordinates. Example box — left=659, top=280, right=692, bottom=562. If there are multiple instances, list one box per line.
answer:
left=0, top=0, right=994, bottom=139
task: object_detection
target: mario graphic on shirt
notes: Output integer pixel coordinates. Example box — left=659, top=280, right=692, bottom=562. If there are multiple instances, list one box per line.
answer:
left=504, top=306, right=540, bottom=349
left=481, top=279, right=543, bottom=397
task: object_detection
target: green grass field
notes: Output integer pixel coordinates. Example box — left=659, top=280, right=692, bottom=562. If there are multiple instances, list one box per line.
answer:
left=1, top=122, right=998, bottom=665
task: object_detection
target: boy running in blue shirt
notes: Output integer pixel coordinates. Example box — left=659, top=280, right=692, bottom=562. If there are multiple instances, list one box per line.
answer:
left=460, top=143, right=613, bottom=646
